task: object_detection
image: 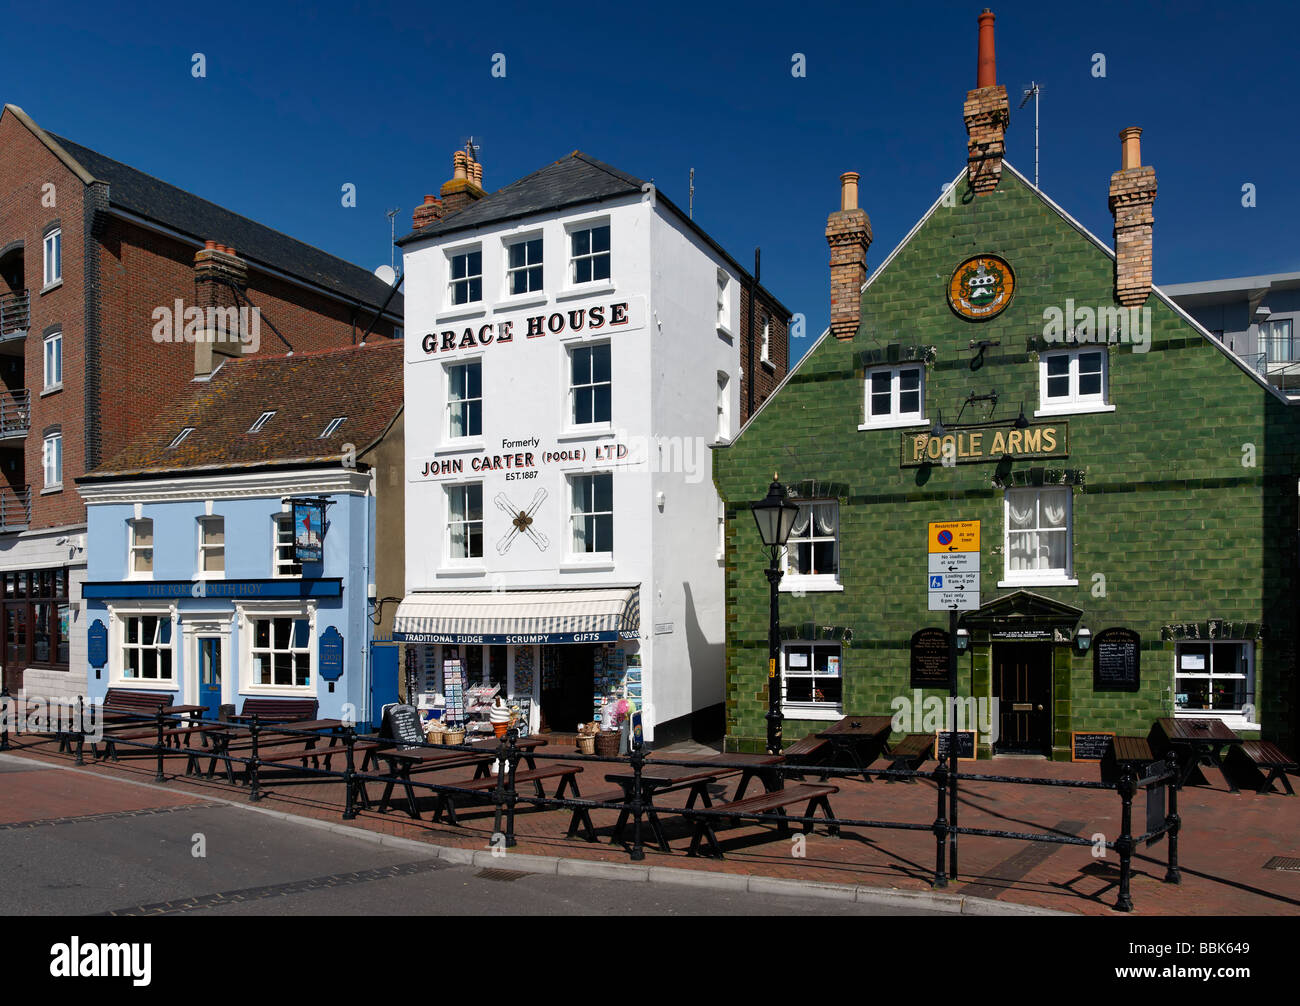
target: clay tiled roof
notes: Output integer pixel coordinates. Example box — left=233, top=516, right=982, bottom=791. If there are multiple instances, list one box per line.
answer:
left=83, top=341, right=402, bottom=480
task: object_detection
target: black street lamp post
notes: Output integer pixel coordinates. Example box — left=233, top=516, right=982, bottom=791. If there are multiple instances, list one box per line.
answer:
left=751, top=475, right=800, bottom=756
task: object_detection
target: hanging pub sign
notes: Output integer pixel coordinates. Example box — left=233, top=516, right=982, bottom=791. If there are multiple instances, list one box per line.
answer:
left=910, top=628, right=951, bottom=688
left=1093, top=627, right=1141, bottom=692
left=292, top=500, right=326, bottom=563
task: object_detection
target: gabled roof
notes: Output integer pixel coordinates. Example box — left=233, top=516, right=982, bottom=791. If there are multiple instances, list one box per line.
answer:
left=397, top=152, right=644, bottom=244
left=81, top=341, right=403, bottom=480
left=2, top=104, right=401, bottom=316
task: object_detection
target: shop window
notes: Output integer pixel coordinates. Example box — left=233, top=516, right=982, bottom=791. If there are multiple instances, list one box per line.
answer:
left=506, top=236, right=543, bottom=295
left=122, top=614, right=173, bottom=682
left=570, top=343, right=611, bottom=426
left=570, top=473, right=613, bottom=556
left=447, top=361, right=482, bottom=439
left=448, top=247, right=482, bottom=306
left=1039, top=349, right=1107, bottom=412
left=250, top=616, right=311, bottom=688
left=862, top=365, right=924, bottom=427
left=569, top=223, right=610, bottom=285
left=782, top=501, right=839, bottom=588
left=447, top=483, right=484, bottom=561
left=128, top=519, right=154, bottom=578
left=273, top=514, right=303, bottom=577
left=1175, top=642, right=1255, bottom=721
left=783, top=642, right=843, bottom=714
left=1003, top=488, right=1072, bottom=583
left=198, top=516, right=225, bottom=576
left=2, top=568, right=70, bottom=668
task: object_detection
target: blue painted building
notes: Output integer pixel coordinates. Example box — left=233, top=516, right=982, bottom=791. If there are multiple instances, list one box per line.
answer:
left=76, top=341, right=405, bottom=724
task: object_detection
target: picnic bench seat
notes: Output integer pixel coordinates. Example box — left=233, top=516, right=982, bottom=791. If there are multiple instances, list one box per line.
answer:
left=685, top=783, right=839, bottom=858
left=882, top=733, right=933, bottom=779
left=1226, top=740, right=1296, bottom=795
left=230, top=697, right=319, bottom=723
left=95, top=721, right=224, bottom=761
left=1100, top=736, right=1155, bottom=785
left=433, top=765, right=584, bottom=825
left=782, top=733, right=832, bottom=781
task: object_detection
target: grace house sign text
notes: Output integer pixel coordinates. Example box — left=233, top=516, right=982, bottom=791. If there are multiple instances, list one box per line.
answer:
left=418, top=295, right=647, bottom=356
left=900, top=421, right=1068, bottom=467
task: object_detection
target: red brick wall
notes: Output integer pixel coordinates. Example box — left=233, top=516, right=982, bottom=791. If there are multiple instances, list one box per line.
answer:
left=0, top=110, right=399, bottom=532
left=738, top=285, right=789, bottom=424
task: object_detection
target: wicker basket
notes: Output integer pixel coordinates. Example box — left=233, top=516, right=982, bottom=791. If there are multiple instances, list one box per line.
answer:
left=595, top=730, right=621, bottom=758
left=443, top=727, right=466, bottom=746
left=576, top=735, right=596, bottom=755
left=424, top=726, right=445, bottom=746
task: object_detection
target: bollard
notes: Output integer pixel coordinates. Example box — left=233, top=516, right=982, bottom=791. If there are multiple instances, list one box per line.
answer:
left=491, top=730, right=511, bottom=843
left=1163, top=750, right=1181, bottom=884
left=73, top=695, right=85, bottom=766
left=0, top=681, right=8, bottom=752
left=248, top=714, right=262, bottom=802
left=629, top=742, right=646, bottom=862
left=154, top=706, right=166, bottom=781
left=342, top=726, right=358, bottom=821
left=1115, top=767, right=1136, bottom=912
left=932, top=759, right=949, bottom=888
left=502, top=729, right=521, bottom=847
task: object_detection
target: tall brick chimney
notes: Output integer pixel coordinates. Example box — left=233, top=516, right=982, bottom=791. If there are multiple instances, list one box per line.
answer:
left=412, top=194, right=444, bottom=230
left=963, top=9, right=1009, bottom=195
left=193, top=242, right=248, bottom=377
left=440, top=149, right=487, bottom=216
left=1108, top=127, right=1157, bottom=307
left=825, top=171, right=872, bottom=342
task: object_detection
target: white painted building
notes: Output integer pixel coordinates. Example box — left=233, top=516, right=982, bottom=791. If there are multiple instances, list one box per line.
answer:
left=394, top=151, right=789, bottom=744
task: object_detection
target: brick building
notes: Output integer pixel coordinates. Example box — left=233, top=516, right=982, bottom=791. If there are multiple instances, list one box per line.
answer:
left=715, top=11, right=1299, bottom=757
left=0, top=104, right=403, bottom=699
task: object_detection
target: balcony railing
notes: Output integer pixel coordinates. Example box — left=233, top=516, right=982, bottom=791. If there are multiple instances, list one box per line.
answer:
left=0, top=290, right=29, bottom=339
left=0, top=484, right=30, bottom=531
left=0, top=390, right=29, bottom=439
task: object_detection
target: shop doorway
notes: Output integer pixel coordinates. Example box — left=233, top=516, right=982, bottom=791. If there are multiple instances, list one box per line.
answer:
left=540, top=644, right=596, bottom=733
left=992, top=642, right=1053, bottom=754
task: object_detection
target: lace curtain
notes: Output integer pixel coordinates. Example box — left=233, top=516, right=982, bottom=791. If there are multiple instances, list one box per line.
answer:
left=790, top=502, right=837, bottom=538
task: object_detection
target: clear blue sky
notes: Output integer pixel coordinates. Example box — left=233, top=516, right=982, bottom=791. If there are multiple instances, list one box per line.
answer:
left=5, top=0, right=1297, bottom=363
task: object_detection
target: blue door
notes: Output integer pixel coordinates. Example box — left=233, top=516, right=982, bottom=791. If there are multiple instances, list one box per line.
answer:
left=370, top=641, right=399, bottom=730
left=198, top=638, right=222, bottom=718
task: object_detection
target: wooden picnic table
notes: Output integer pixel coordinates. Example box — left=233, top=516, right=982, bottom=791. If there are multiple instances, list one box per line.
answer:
left=1149, top=717, right=1243, bottom=792
left=200, top=719, right=348, bottom=780
left=374, top=737, right=548, bottom=819
left=816, top=715, right=894, bottom=782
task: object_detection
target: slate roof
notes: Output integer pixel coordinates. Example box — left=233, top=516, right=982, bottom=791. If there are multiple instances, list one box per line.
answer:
left=397, top=152, right=644, bottom=244
left=82, top=341, right=403, bottom=480
left=46, top=128, right=401, bottom=315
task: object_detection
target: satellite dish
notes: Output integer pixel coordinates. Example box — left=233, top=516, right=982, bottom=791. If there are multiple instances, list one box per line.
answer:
left=374, top=264, right=396, bottom=286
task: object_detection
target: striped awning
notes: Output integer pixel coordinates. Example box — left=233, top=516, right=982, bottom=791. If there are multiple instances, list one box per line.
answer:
left=393, top=586, right=640, bottom=645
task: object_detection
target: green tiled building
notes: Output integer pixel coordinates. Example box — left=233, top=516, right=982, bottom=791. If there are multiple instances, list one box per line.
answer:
left=714, top=83, right=1298, bottom=759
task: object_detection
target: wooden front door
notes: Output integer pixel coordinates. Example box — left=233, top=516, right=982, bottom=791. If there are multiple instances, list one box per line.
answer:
left=992, top=642, right=1053, bottom=754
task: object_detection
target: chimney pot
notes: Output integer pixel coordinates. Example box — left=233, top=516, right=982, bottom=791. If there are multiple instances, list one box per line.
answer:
left=825, top=172, right=873, bottom=342
left=963, top=9, right=1009, bottom=195
left=1119, top=126, right=1143, bottom=170
left=453, top=150, right=468, bottom=180
left=205, top=239, right=217, bottom=250
left=977, top=9, right=997, bottom=88
left=840, top=172, right=860, bottom=212
left=1109, top=127, right=1157, bottom=307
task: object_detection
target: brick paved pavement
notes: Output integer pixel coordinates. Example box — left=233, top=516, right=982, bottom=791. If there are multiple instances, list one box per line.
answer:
left=1, top=734, right=1296, bottom=915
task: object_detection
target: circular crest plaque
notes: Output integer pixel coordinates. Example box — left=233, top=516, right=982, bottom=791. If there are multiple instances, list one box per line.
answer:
left=948, top=254, right=1015, bottom=321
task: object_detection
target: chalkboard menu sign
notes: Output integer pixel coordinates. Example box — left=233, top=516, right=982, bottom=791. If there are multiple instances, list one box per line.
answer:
left=382, top=704, right=425, bottom=748
left=1145, top=783, right=1167, bottom=847
left=910, top=628, right=951, bottom=688
left=934, top=729, right=976, bottom=761
left=1093, top=628, right=1141, bottom=692
left=1071, top=731, right=1115, bottom=762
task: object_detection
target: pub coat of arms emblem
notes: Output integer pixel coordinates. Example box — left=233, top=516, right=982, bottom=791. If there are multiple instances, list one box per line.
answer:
left=948, top=254, right=1015, bottom=320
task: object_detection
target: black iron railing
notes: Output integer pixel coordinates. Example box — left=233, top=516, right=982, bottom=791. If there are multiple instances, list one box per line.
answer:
left=0, top=291, right=28, bottom=338
left=4, top=702, right=1184, bottom=912
left=0, top=390, right=30, bottom=438
left=0, top=484, right=30, bottom=529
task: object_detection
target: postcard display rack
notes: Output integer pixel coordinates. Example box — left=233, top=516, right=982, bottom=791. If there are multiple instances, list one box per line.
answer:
left=593, top=644, right=635, bottom=726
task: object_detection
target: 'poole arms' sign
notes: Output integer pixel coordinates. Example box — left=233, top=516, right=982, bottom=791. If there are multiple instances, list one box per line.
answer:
left=901, top=422, right=1068, bottom=467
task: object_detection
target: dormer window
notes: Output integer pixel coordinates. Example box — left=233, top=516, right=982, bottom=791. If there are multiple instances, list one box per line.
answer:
left=248, top=411, right=276, bottom=433
left=319, top=417, right=346, bottom=438
left=168, top=428, right=195, bottom=449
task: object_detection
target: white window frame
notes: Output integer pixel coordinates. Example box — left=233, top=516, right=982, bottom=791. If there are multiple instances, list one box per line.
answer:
left=197, top=515, right=225, bottom=579
left=504, top=233, right=544, bottom=298
left=568, top=341, right=612, bottom=428
left=42, top=432, right=61, bottom=489
left=446, top=359, right=483, bottom=440
left=567, top=220, right=611, bottom=288
left=447, top=244, right=483, bottom=307
left=1000, top=487, right=1076, bottom=586
left=43, top=228, right=61, bottom=288
left=168, top=428, right=194, bottom=449
left=781, top=500, right=842, bottom=592
left=248, top=411, right=276, bottom=433
left=43, top=331, right=62, bottom=390
left=1036, top=348, right=1113, bottom=416
left=568, top=472, right=613, bottom=559
left=319, top=416, right=345, bottom=438
left=781, top=641, right=844, bottom=719
left=1174, top=641, right=1258, bottom=729
left=715, top=371, right=731, bottom=443
left=238, top=601, right=316, bottom=695
left=272, top=513, right=303, bottom=578
left=716, top=270, right=731, bottom=333
left=112, top=609, right=176, bottom=688
left=1261, top=317, right=1297, bottom=366
left=445, top=481, right=485, bottom=563
left=760, top=314, right=772, bottom=365
left=128, top=518, right=154, bottom=580
left=860, top=364, right=925, bottom=431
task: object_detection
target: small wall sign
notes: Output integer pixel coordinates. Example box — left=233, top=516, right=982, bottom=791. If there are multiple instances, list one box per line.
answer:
left=948, top=254, right=1015, bottom=321
left=1093, top=627, right=1140, bottom=692
left=909, top=628, right=951, bottom=688
left=88, top=619, right=108, bottom=669
left=319, top=626, right=344, bottom=681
